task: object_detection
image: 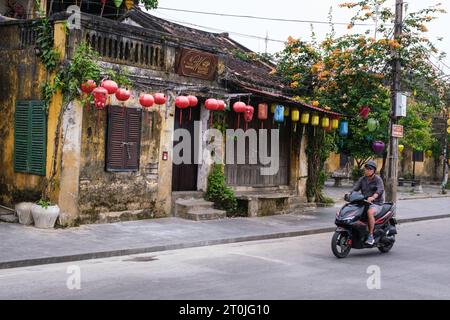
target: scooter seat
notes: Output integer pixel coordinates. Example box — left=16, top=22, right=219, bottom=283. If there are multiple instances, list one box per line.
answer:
left=376, top=203, right=394, bottom=218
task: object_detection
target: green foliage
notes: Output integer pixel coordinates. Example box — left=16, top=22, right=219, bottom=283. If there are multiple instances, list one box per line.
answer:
left=139, top=0, right=158, bottom=10
left=33, top=7, right=60, bottom=73
left=105, top=66, right=133, bottom=88
left=37, top=42, right=103, bottom=111
left=205, top=164, right=238, bottom=215
left=211, top=111, right=228, bottom=133
left=276, top=1, right=449, bottom=199
left=37, top=198, right=52, bottom=209
left=231, top=49, right=274, bottom=64
left=305, top=129, right=335, bottom=202
left=59, top=42, right=102, bottom=102
left=399, top=101, right=435, bottom=152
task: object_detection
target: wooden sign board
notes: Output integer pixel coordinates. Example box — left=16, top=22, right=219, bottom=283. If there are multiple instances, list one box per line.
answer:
left=392, top=124, right=404, bottom=138
left=177, top=48, right=218, bottom=81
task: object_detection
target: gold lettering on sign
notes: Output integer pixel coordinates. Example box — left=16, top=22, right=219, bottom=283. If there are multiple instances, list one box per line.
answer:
left=185, top=55, right=211, bottom=76
left=177, top=49, right=218, bottom=80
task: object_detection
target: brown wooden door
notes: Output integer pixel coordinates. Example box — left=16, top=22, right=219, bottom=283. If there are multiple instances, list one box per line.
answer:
left=225, top=108, right=290, bottom=186
left=172, top=105, right=200, bottom=191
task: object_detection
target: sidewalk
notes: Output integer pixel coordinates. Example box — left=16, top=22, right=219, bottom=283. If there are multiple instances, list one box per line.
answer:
left=1, top=197, right=449, bottom=269
left=323, top=180, right=450, bottom=203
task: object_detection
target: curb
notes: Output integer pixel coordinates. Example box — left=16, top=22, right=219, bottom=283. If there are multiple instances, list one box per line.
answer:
left=399, top=195, right=450, bottom=201
left=1, top=214, right=450, bottom=270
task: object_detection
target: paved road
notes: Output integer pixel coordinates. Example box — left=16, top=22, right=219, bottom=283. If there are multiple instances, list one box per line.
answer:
left=1, top=218, right=450, bottom=299
left=2, top=197, right=449, bottom=268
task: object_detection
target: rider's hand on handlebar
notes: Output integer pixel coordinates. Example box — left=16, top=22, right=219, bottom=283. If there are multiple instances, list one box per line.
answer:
left=367, top=196, right=375, bottom=203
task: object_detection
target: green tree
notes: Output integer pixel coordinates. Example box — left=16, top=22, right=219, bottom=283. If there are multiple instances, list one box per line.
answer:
left=275, top=1, right=448, bottom=201
left=399, top=101, right=435, bottom=152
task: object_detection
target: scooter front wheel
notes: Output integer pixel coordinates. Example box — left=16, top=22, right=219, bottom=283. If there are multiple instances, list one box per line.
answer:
left=331, top=231, right=352, bottom=258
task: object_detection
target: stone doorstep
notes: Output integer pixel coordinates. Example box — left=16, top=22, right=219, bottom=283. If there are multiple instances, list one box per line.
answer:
left=175, top=199, right=216, bottom=215
left=179, top=208, right=227, bottom=221
left=171, top=191, right=206, bottom=215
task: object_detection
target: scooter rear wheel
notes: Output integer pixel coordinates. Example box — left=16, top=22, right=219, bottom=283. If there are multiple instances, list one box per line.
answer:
left=378, top=237, right=395, bottom=253
left=331, top=231, right=351, bottom=258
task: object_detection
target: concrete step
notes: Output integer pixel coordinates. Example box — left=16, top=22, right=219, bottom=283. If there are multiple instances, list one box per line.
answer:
left=175, top=199, right=216, bottom=216
left=0, top=214, right=19, bottom=223
left=179, top=208, right=227, bottom=221
left=171, top=191, right=205, bottom=215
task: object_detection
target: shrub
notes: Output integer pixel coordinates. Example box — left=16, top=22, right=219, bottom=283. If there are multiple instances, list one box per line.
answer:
left=205, top=164, right=238, bottom=215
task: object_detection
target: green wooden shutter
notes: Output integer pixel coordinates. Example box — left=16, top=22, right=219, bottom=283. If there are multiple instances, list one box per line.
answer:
left=14, top=100, right=47, bottom=176
left=14, top=101, right=30, bottom=173
left=29, top=101, right=47, bottom=175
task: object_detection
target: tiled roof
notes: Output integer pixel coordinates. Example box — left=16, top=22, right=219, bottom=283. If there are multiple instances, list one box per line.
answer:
left=119, top=8, right=342, bottom=116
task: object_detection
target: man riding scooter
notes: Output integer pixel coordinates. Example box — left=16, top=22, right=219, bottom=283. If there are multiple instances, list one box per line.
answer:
left=351, top=160, right=384, bottom=245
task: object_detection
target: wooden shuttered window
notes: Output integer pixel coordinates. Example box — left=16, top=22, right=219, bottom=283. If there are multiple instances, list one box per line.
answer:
left=106, top=106, right=142, bottom=172
left=14, top=100, right=47, bottom=176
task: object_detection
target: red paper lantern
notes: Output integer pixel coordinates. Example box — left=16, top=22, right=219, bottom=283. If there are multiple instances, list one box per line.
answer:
left=205, top=99, right=219, bottom=127
left=139, top=94, right=155, bottom=126
left=244, top=105, right=254, bottom=121
left=92, top=86, right=108, bottom=110
left=205, top=98, right=219, bottom=110
left=187, top=95, right=198, bottom=121
left=139, top=94, right=154, bottom=108
left=175, top=96, right=190, bottom=126
left=154, top=93, right=166, bottom=105
left=233, top=101, right=247, bottom=113
left=115, top=88, right=131, bottom=101
left=187, top=95, right=198, bottom=107
left=359, top=106, right=371, bottom=119
left=81, top=80, right=96, bottom=94
left=244, top=105, right=254, bottom=130
left=92, top=86, right=108, bottom=128
left=101, top=80, right=118, bottom=95
left=233, top=101, right=247, bottom=129
left=216, top=100, right=226, bottom=111
left=175, top=96, right=190, bottom=109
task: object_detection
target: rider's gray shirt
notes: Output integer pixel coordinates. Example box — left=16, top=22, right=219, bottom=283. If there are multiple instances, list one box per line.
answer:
left=352, top=175, right=385, bottom=205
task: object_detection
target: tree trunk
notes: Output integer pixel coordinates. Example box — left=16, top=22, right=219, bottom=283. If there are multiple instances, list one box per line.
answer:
left=306, top=127, right=327, bottom=203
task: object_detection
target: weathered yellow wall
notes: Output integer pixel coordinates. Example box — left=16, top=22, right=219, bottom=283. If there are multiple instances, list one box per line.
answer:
left=326, top=149, right=436, bottom=180
left=0, top=25, right=47, bottom=205
left=76, top=93, right=166, bottom=223
left=0, top=22, right=65, bottom=206
left=324, top=152, right=341, bottom=173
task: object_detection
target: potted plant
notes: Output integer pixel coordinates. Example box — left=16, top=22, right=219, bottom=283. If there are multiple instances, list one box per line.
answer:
left=31, top=198, right=60, bottom=229
left=15, top=202, right=34, bottom=225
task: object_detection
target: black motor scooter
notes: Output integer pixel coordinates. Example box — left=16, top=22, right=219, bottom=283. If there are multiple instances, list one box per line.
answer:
left=331, top=191, right=398, bottom=258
